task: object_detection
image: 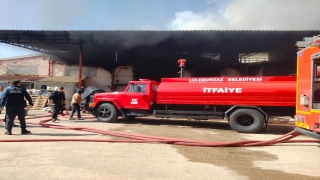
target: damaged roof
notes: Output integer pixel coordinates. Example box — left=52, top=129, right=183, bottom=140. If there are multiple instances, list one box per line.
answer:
left=36, top=76, right=86, bottom=83
left=1, top=30, right=320, bottom=81
left=1, top=30, right=320, bottom=68
left=0, top=75, right=86, bottom=83
left=0, top=75, right=44, bottom=82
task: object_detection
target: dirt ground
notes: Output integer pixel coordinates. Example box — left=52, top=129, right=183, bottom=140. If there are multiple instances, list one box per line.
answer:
left=0, top=110, right=319, bottom=180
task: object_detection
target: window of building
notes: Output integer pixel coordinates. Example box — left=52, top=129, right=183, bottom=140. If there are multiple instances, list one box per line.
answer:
left=20, top=83, right=32, bottom=89
left=201, top=52, right=220, bottom=60
left=239, top=53, right=269, bottom=63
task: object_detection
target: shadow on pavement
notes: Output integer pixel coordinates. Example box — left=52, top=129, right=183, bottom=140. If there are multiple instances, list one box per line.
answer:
left=115, top=117, right=234, bottom=131
left=114, top=117, right=295, bottom=135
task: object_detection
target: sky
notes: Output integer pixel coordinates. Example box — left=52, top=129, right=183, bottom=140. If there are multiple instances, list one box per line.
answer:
left=0, top=0, right=320, bottom=58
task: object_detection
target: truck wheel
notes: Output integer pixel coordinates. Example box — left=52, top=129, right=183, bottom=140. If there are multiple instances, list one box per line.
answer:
left=229, top=109, right=265, bottom=133
left=95, top=103, right=118, bottom=123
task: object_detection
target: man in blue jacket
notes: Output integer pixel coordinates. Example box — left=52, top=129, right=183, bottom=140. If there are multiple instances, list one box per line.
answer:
left=0, top=84, right=18, bottom=127
left=0, top=80, right=34, bottom=135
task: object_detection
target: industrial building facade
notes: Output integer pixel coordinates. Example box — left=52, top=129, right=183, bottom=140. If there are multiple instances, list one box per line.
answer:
left=0, top=54, right=134, bottom=91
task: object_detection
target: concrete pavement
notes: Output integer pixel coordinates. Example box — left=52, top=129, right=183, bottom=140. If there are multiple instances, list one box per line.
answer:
left=0, top=110, right=319, bottom=180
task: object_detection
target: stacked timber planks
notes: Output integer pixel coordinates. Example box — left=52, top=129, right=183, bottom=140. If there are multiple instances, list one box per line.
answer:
left=26, top=95, right=38, bottom=106
left=29, top=96, right=49, bottom=110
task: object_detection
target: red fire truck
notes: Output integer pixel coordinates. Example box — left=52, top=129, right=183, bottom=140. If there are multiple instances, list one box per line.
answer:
left=294, top=35, right=320, bottom=139
left=89, top=64, right=296, bottom=133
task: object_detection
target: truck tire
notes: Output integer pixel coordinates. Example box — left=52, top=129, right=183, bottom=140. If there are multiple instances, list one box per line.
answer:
left=95, top=103, right=118, bottom=123
left=229, top=109, right=265, bottom=133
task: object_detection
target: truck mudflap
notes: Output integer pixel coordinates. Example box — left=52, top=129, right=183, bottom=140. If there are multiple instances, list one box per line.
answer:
left=118, top=108, right=130, bottom=119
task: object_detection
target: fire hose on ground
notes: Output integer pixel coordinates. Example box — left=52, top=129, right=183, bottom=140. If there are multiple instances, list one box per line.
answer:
left=0, top=114, right=319, bottom=147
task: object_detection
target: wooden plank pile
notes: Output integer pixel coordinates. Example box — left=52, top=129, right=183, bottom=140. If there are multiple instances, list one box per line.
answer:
left=29, top=95, right=49, bottom=110
left=26, top=95, right=38, bottom=106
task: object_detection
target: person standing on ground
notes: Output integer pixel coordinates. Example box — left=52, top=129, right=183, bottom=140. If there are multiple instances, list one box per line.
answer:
left=0, top=80, right=33, bottom=135
left=60, top=100, right=66, bottom=114
left=0, top=84, right=19, bottom=127
left=59, top=91, right=69, bottom=115
left=69, top=89, right=84, bottom=120
left=48, top=87, right=66, bottom=122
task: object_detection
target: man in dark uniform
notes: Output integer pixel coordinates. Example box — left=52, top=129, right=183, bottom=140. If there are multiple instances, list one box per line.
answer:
left=48, top=87, right=66, bottom=122
left=60, top=100, right=66, bottom=114
left=0, top=83, right=19, bottom=127
left=0, top=80, right=33, bottom=135
left=59, top=91, right=69, bottom=115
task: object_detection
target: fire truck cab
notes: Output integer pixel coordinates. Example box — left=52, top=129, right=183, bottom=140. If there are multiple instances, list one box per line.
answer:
left=295, top=35, right=320, bottom=139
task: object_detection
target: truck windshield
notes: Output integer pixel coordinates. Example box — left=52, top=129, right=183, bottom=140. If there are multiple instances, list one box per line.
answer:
left=127, top=84, right=146, bottom=93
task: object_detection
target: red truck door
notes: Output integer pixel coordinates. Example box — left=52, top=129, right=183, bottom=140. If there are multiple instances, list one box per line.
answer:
left=123, top=83, right=149, bottom=109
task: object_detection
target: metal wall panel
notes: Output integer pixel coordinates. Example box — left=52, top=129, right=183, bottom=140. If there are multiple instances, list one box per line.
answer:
left=7, top=65, right=38, bottom=75
left=65, top=66, right=97, bottom=77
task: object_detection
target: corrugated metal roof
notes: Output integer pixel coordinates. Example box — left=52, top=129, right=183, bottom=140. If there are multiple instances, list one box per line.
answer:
left=1, top=30, right=319, bottom=67
left=36, top=76, right=85, bottom=83
left=1, top=30, right=320, bottom=32
left=0, top=75, right=44, bottom=82
left=0, top=53, right=47, bottom=61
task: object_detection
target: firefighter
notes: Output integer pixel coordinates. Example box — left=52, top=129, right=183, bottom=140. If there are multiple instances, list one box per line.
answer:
left=0, top=80, right=33, bottom=135
left=48, top=87, right=66, bottom=122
